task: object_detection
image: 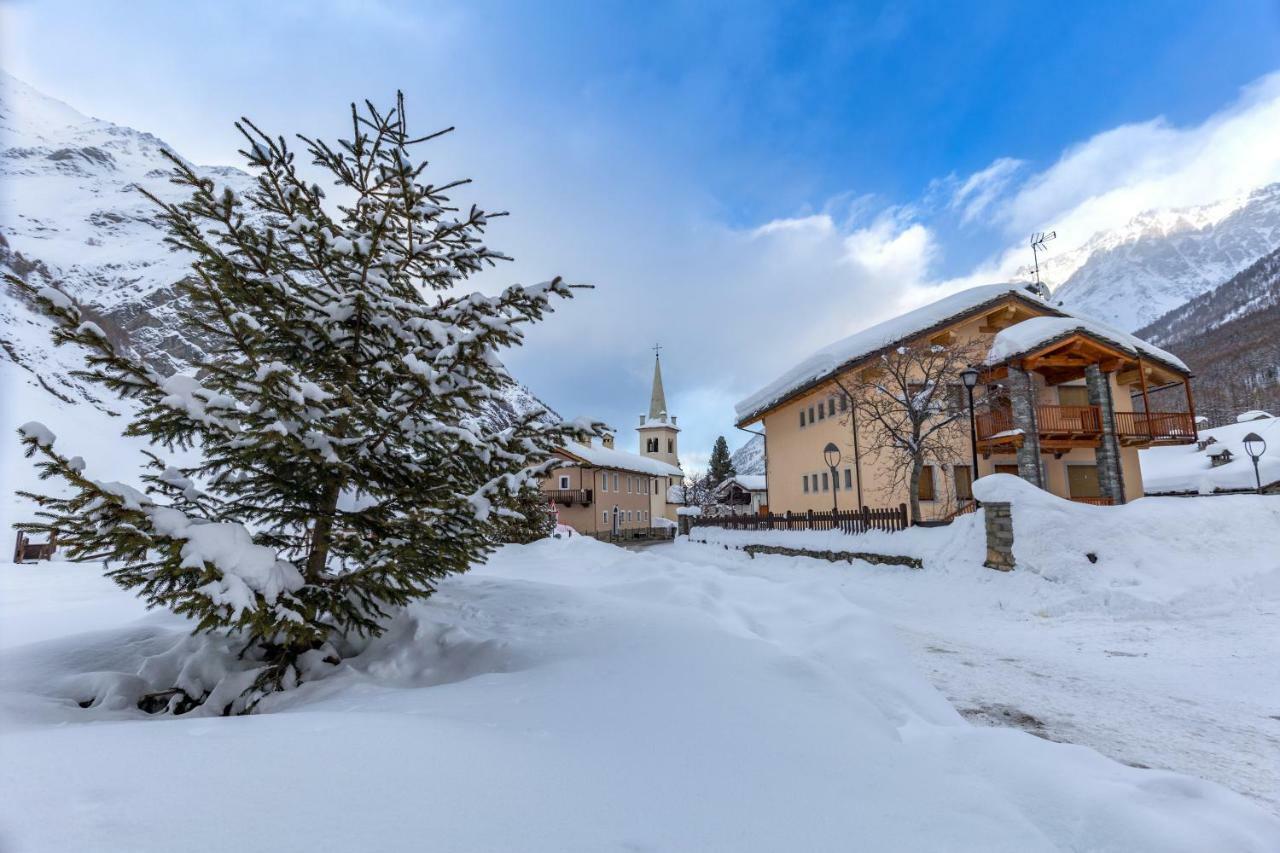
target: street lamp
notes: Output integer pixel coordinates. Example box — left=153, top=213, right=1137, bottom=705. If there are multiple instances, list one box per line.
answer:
left=823, top=442, right=841, bottom=514
left=960, top=366, right=980, bottom=499
left=1243, top=432, right=1267, bottom=494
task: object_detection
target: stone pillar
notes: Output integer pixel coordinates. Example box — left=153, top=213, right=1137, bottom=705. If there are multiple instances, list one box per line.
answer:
left=983, top=502, right=1015, bottom=571
left=1085, top=364, right=1126, bottom=504
left=1007, top=365, right=1043, bottom=488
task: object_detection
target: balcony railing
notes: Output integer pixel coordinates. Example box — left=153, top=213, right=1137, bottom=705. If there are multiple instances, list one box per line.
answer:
left=543, top=489, right=593, bottom=506
left=1069, top=496, right=1115, bottom=506
left=1114, top=411, right=1197, bottom=445
left=977, top=405, right=1102, bottom=443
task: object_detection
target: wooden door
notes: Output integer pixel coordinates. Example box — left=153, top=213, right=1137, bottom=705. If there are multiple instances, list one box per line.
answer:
left=1067, top=465, right=1101, bottom=499
left=995, top=464, right=1019, bottom=476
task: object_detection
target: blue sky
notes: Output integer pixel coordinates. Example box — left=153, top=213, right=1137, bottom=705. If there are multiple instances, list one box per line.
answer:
left=4, top=0, right=1280, bottom=469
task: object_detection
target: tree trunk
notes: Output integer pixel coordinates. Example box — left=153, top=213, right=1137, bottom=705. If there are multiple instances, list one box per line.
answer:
left=306, top=479, right=342, bottom=581
left=907, top=457, right=922, bottom=524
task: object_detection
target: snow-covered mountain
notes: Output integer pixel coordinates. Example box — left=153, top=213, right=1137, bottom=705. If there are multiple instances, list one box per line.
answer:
left=729, top=433, right=765, bottom=475
left=0, top=72, right=555, bottom=425
left=1044, top=184, right=1280, bottom=331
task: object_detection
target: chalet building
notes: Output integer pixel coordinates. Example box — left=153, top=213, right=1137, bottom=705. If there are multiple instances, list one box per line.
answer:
left=543, top=354, right=685, bottom=537
left=710, top=475, right=768, bottom=515
left=735, top=284, right=1197, bottom=520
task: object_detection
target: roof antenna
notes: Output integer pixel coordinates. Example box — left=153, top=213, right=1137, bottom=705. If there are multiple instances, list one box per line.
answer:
left=1029, top=231, right=1056, bottom=300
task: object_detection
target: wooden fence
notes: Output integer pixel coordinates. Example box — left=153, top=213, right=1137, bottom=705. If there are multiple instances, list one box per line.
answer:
left=690, top=504, right=909, bottom=535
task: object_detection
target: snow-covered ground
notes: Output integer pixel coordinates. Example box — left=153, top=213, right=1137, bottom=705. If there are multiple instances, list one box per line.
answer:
left=2, top=528, right=1278, bottom=851
left=1142, top=413, right=1280, bottom=494
left=693, top=478, right=1280, bottom=812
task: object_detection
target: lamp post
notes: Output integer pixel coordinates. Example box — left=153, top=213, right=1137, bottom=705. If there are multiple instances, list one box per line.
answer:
left=1243, top=432, right=1267, bottom=494
left=960, top=366, right=980, bottom=499
left=823, top=442, right=841, bottom=514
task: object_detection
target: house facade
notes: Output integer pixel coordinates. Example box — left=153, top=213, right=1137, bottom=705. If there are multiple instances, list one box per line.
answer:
left=735, top=284, right=1197, bottom=520
left=542, top=353, right=685, bottom=537
left=710, top=474, right=768, bottom=515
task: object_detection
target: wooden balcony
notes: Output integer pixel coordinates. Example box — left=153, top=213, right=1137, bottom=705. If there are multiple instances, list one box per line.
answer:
left=543, top=489, right=593, bottom=506
left=1113, top=411, right=1197, bottom=446
left=977, top=405, right=1102, bottom=452
left=1069, top=496, right=1115, bottom=506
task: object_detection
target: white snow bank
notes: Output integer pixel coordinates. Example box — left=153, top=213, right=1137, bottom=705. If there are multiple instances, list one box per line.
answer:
left=0, top=537, right=1276, bottom=851
left=974, top=473, right=1280, bottom=605
left=984, top=315, right=1187, bottom=372
left=1141, top=415, right=1280, bottom=494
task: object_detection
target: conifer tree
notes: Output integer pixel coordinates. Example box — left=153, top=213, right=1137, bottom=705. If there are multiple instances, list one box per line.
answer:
left=707, top=435, right=736, bottom=488
left=10, top=93, right=599, bottom=713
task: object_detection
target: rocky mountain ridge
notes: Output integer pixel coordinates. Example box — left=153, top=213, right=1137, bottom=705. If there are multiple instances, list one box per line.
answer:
left=0, top=72, right=556, bottom=428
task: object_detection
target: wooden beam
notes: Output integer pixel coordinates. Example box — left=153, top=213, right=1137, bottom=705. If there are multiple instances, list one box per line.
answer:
left=1137, top=357, right=1153, bottom=439
left=1184, top=378, right=1198, bottom=441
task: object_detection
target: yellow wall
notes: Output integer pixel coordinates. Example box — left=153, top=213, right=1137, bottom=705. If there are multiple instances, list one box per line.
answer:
left=542, top=464, right=668, bottom=535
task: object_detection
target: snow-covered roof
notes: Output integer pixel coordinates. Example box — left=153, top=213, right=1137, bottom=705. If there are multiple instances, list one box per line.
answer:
left=735, top=284, right=1049, bottom=424
left=638, top=417, right=680, bottom=431
left=558, top=441, right=683, bottom=477
left=736, top=281, right=1195, bottom=425
left=983, top=316, right=1189, bottom=373
left=1237, top=410, right=1274, bottom=423
left=714, top=474, right=767, bottom=494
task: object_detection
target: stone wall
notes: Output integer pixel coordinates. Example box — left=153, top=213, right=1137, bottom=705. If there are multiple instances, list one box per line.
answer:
left=983, top=501, right=1015, bottom=571
left=1085, top=364, right=1126, bottom=504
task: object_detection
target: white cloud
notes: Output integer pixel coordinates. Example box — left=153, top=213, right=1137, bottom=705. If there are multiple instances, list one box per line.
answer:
left=935, top=157, right=1025, bottom=224
left=987, top=72, right=1280, bottom=277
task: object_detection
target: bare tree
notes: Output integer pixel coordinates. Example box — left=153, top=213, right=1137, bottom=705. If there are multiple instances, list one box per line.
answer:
left=835, top=338, right=984, bottom=523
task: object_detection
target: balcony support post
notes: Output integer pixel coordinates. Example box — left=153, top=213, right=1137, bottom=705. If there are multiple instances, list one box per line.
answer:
left=1086, top=364, right=1126, bottom=505
left=1007, top=365, right=1044, bottom=488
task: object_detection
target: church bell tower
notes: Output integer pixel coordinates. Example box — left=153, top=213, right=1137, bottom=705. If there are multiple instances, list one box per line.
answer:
left=637, top=346, right=680, bottom=468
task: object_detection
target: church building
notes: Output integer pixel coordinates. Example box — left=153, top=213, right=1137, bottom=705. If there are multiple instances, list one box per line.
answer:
left=540, top=352, right=685, bottom=538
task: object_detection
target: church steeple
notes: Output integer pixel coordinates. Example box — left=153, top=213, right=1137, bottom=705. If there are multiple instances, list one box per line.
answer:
left=638, top=345, right=680, bottom=467
left=648, top=350, right=669, bottom=422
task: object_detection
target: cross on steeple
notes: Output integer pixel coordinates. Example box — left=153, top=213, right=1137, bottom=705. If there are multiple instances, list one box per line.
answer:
left=652, top=342, right=662, bottom=359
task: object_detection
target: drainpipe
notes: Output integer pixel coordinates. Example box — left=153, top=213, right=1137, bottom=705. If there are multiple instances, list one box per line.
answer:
left=736, top=424, right=768, bottom=511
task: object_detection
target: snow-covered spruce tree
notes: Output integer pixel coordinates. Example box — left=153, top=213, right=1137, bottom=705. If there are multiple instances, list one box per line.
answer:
left=706, top=436, right=735, bottom=489
left=492, top=484, right=555, bottom=544
left=10, top=94, right=599, bottom=713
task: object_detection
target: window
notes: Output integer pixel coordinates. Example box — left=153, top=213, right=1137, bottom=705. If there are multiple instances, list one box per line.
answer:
left=821, top=472, right=829, bottom=491
left=603, top=511, right=609, bottom=523
left=954, top=465, right=973, bottom=500
left=613, top=473, right=619, bottom=491
left=832, top=470, right=839, bottom=491
left=817, top=404, right=825, bottom=421
left=803, top=476, right=810, bottom=493
left=800, top=410, right=806, bottom=428
left=828, top=398, right=836, bottom=417
left=643, top=511, right=648, bottom=521
left=918, top=465, right=936, bottom=501
left=843, top=469, right=852, bottom=489
left=627, top=477, right=632, bottom=493
left=809, top=405, right=816, bottom=423
left=667, top=439, right=674, bottom=453
left=995, top=464, right=1019, bottom=476
left=839, top=395, right=848, bottom=412
left=558, top=475, right=570, bottom=490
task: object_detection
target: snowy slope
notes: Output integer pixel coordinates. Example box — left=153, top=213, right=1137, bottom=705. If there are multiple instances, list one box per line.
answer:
left=1048, top=184, right=1280, bottom=331
left=2, top=535, right=1277, bottom=851
left=729, top=432, right=765, bottom=475
left=1141, top=413, right=1280, bottom=494
left=0, top=71, right=556, bottom=424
